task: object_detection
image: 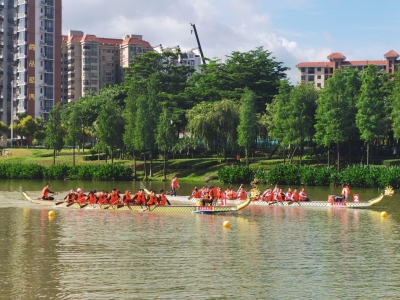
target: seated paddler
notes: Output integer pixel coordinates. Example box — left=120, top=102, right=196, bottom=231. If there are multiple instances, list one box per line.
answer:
left=87, top=190, right=98, bottom=204
left=41, top=183, right=56, bottom=200
left=97, top=190, right=109, bottom=205
left=146, top=190, right=158, bottom=206
left=133, top=189, right=146, bottom=205
left=76, top=188, right=87, bottom=203
left=64, top=189, right=77, bottom=203
left=158, top=190, right=171, bottom=206
left=122, top=190, right=133, bottom=205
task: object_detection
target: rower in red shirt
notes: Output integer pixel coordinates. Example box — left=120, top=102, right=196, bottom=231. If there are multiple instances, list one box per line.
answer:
left=158, top=190, right=171, bottom=206
left=87, top=190, right=98, bottom=204
left=64, top=190, right=77, bottom=203
left=133, top=189, right=146, bottom=205
left=97, top=190, right=108, bottom=205
left=146, top=190, right=158, bottom=206
left=76, top=188, right=87, bottom=204
left=122, top=190, right=133, bottom=205
left=108, top=188, right=120, bottom=205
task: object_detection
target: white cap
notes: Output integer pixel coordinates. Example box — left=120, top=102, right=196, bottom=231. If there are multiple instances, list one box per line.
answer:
left=77, top=188, right=82, bottom=192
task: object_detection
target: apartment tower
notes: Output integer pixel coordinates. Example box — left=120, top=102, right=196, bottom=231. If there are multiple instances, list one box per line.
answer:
left=0, top=0, right=62, bottom=124
left=62, top=31, right=153, bottom=102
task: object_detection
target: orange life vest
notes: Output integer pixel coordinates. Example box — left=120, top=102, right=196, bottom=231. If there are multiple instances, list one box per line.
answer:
left=135, top=193, right=145, bottom=205
left=192, top=190, right=201, bottom=198
left=159, top=195, right=167, bottom=206
left=293, top=192, right=300, bottom=201
left=77, top=193, right=86, bottom=203
left=123, top=193, right=132, bottom=205
left=239, top=190, right=247, bottom=200
left=41, top=187, right=49, bottom=198
left=98, top=194, right=108, bottom=205
left=110, top=193, right=120, bottom=205
left=147, top=194, right=158, bottom=206
left=88, top=194, right=97, bottom=204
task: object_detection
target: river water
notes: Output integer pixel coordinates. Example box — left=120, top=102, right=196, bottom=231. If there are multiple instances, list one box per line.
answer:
left=1, top=180, right=400, bottom=299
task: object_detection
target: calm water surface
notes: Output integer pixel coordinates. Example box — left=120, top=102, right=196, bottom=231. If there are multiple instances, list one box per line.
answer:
left=1, top=180, right=400, bottom=299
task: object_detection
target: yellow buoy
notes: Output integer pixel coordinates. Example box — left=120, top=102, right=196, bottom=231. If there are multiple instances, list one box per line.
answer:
left=48, top=211, right=55, bottom=217
left=381, top=211, right=387, bottom=218
left=223, top=221, right=231, bottom=228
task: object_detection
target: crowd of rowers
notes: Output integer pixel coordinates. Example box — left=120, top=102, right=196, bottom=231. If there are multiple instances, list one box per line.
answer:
left=191, top=184, right=310, bottom=203
left=65, top=188, right=171, bottom=206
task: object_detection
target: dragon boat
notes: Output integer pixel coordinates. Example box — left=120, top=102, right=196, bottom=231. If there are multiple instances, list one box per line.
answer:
left=162, top=186, right=394, bottom=208
left=19, top=185, right=251, bottom=214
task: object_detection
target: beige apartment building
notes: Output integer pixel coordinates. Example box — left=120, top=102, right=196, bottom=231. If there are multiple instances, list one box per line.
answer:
left=296, top=50, right=399, bottom=88
left=61, top=30, right=153, bottom=102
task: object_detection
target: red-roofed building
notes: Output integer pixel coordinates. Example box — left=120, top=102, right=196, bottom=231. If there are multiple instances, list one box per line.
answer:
left=296, top=51, right=399, bottom=88
left=61, top=30, right=153, bottom=102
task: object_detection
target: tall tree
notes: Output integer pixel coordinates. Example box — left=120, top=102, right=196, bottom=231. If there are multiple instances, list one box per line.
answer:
left=315, top=68, right=361, bottom=169
left=43, top=104, right=65, bottom=165
left=356, top=64, right=387, bottom=165
left=391, top=68, right=400, bottom=140
left=237, top=89, right=258, bottom=166
left=63, top=104, right=81, bottom=166
left=187, top=47, right=289, bottom=113
left=286, top=83, right=319, bottom=165
left=186, top=99, right=240, bottom=158
left=155, top=106, right=177, bottom=180
left=96, top=99, right=124, bottom=165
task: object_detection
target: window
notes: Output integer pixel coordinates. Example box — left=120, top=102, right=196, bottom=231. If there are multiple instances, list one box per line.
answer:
left=44, top=20, right=53, bottom=31
left=45, top=6, right=54, bottom=19
left=44, top=47, right=53, bottom=59
left=308, top=75, right=314, bottom=81
left=91, top=58, right=97, bottom=63
left=44, top=33, right=53, bottom=46
left=358, top=66, right=363, bottom=71
left=91, top=80, right=98, bottom=85
left=308, top=67, right=315, bottom=74
left=317, top=75, right=321, bottom=79
left=44, top=74, right=53, bottom=85
left=317, top=83, right=321, bottom=87
left=300, top=67, right=306, bottom=72
left=44, top=88, right=53, bottom=100
left=324, top=75, right=329, bottom=81
left=301, top=75, right=305, bottom=81
left=317, top=67, right=321, bottom=72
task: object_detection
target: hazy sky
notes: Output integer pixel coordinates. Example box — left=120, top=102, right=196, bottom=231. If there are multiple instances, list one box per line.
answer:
left=62, top=0, right=400, bottom=82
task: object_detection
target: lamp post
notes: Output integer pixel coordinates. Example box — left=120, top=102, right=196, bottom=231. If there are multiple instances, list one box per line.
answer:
left=10, top=80, right=13, bottom=147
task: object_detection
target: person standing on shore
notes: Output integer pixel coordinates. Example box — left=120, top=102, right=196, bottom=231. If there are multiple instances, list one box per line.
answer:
left=236, top=153, right=241, bottom=165
left=171, top=176, right=180, bottom=196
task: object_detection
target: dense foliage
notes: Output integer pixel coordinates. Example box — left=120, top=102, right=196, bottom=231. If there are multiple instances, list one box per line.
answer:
left=218, top=164, right=400, bottom=188
left=0, top=163, right=132, bottom=181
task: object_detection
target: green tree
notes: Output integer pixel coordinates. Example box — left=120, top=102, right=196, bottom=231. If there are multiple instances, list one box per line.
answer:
left=63, top=104, right=81, bottom=166
left=356, top=64, right=387, bottom=164
left=315, top=68, right=361, bottom=169
left=237, top=89, right=258, bottom=166
left=14, top=116, right=38, bottom=145
left=44, top=104, right=65, bottom=165
left=155, top=106, right=177, bottom=180
left=186, top=99, right=240, bottom=158
left=391, top=68, right=400, bottom=140
left=286, top=83, right=319, bottom=165
left=188, top=47, right=289, bottom=113
left=96, top=99, right=124, bottom=165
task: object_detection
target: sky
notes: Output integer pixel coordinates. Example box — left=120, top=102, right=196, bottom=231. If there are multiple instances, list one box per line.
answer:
left=62, top=0, right=400, bottom=83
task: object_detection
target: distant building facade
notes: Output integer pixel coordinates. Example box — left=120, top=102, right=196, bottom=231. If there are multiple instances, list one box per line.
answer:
left=153, top=44, right=202, bottom=74
left=0, top=0, right=62, bottom=124
left=296, top=50, right=399, bottom=88
left=61, top=30, right=153, bottom=102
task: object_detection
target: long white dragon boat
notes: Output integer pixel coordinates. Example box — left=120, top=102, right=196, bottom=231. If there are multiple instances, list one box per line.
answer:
left=163, top=186, right=394, bottom=208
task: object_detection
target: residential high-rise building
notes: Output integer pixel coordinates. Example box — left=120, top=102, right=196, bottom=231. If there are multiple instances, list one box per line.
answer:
left=296, top=50, right=399, bottom=88
left=0, top=0, right=62, bottom=124
left=61, top=31, right=153, bottom=102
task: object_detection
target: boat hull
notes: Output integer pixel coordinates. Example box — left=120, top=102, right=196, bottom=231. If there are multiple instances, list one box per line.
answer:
left=20, top=186, right=250, bottom=214
left=166, top=194, right=386, bottom=208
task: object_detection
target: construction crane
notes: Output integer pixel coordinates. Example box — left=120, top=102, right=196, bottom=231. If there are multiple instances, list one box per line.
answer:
left=190, top=23, right=206, bottom=64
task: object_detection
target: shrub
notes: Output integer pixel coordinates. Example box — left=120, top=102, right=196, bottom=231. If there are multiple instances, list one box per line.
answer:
left=218, top=166, right=255, bottom=183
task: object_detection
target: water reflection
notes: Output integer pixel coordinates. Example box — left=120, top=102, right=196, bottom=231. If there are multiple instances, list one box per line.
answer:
left=1, top=181, right=400, bottom=298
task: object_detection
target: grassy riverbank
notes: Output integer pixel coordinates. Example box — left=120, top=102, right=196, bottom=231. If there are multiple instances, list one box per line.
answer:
left=2, top=148, right=400, bottom=183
